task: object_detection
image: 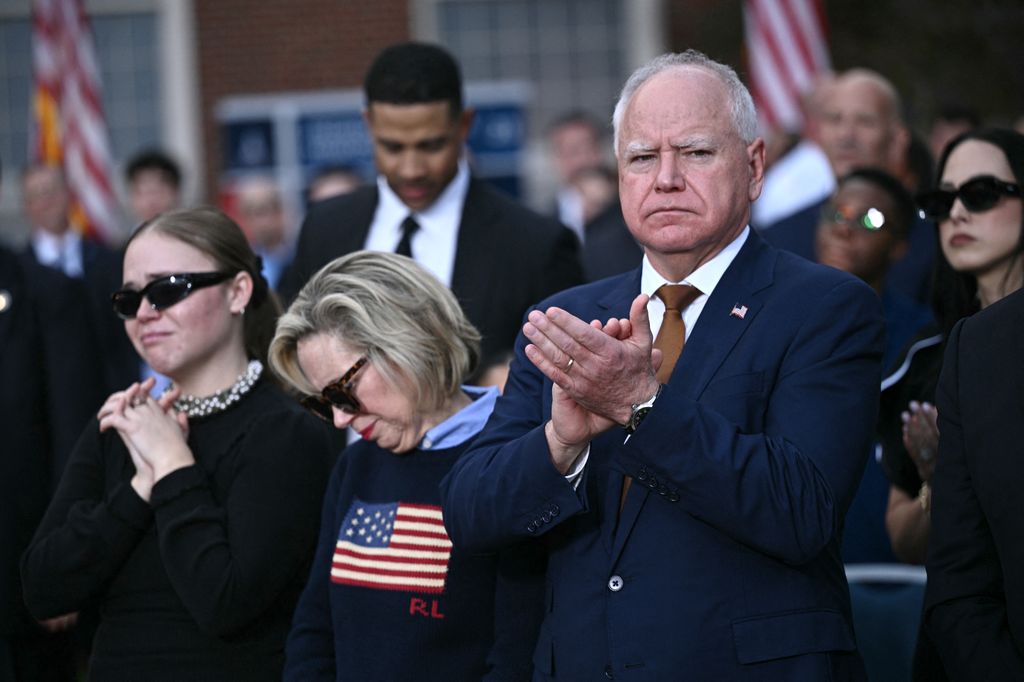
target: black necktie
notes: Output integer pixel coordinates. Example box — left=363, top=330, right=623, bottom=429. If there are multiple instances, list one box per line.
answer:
left=395, top=215, right=419, bottom=258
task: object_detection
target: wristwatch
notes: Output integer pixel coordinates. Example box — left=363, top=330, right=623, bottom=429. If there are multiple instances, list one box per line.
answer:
left=625, top=385, right=663, bottom=435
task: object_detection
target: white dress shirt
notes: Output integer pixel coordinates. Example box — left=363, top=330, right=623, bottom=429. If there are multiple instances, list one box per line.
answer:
left=364, top=158, right=471, bottom=287
left=32, top=229, right=84, bottom=278
left=564, top=226, right=751, bottom=486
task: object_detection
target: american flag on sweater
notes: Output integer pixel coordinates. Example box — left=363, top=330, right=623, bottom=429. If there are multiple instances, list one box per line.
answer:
left=332, top=499, right=452, bottom=594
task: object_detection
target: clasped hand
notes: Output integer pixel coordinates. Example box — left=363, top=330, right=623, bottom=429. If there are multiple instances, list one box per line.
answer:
left=97, top=377, right=193, bottom=502
left=523, top=294, right=661, bottom=473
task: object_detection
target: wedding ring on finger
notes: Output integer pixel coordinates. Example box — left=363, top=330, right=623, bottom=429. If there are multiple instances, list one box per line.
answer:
left=565, top=357, right=575, bottom=373
left=131, top=395, right=147, bottom=407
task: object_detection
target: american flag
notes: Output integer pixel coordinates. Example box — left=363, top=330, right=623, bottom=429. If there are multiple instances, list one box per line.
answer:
left=743, top=0, right=831, bottom=133
left=31, top=0, right=121, bottom=243
left=730, top=304, right=749, bottom=319
left=331, top=500, right=452, bottom=594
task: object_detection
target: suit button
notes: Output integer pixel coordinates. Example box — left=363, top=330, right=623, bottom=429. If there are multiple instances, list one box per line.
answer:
left=604, top=665, right=615, bottom=679
left=541, top=511, right=552, bottom=523
left=645, top=477, right=658, bottom=489
left=527, top=522, right=537, bottom=533
left=608, top=575, right=624, bottom=592
left=636, top=467, right=647, bottom=481
left=668, top=492, right=680, bottom=502
left=657, top=484, right=669, bottom=495
left=549, top=503, right=560, bottom=516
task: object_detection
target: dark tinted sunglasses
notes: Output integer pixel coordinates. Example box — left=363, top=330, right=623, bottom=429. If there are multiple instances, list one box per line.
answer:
left=916, top=175, right=1021, bottom=221
left=301, top=356, right=368, bottom=422
left=111, top=271, right=234, bottom=320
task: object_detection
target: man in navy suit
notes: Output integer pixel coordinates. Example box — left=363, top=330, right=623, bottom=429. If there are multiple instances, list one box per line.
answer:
left=442, top=50, right=885, bottom=680
left=279, top=43, right=582, bottom=362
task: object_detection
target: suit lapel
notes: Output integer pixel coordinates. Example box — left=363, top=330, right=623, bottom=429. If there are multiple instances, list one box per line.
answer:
left=348, top=186, right=379, bottom=252
left=669, top=231, right=775, bottom=400
left=450, top=179, right=498, bottom=306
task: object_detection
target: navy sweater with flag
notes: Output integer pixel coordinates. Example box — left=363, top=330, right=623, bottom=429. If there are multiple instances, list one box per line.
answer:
left=284, top=437, right=545, bottom=681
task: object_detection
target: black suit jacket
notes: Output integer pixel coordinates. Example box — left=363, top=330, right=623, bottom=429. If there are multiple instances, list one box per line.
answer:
left=0, top=246, right=104, bottom=634
left=925, top=288, right=1024, bottom=680
left=581, top=200, right=643, bottom=282
left=279, top=179, right=584, bottom=361
left=24, top=236, right=139, bottom=394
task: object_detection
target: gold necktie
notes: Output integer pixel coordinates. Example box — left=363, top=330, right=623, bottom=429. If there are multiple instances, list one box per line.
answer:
left=653, top=284, right=701, bottom=382
left=621, top=284, right=701, bottom=511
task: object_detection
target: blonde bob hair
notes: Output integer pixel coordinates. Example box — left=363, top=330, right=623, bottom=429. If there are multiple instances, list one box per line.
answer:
left=269, top=251, right=480, bottom=413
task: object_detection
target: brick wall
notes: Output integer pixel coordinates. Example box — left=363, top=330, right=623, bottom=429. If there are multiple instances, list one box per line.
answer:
left=194, top=0, right=409, bottom=201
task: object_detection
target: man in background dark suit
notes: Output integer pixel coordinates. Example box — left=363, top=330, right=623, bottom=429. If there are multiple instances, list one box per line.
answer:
left=925, top=288, right=1024, bottom=679
left=21, top=164, right=138, bottom=395
left=443, top=50, right=884, bottom=679
left=279, top=43, right=583, bottom=361
left=2, top=156, right=105, bottom=681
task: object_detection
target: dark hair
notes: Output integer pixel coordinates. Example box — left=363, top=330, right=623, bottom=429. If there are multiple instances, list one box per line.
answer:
left=930, top=127, right=1024, bottom=334
left=839, top=167, right=916, bottom=239
left=904, top=133, right=935, bottom=196
left=364, top=42, right=463, bottom=116
left=126, top=207, right=281, bottom=365
left=125, top=149, right=182, bottom=189
left=932, top=104, right=981, bottom=129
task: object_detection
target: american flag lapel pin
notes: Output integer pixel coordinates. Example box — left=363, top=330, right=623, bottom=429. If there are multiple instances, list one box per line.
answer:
left=730, top=303, right=748, bottom=319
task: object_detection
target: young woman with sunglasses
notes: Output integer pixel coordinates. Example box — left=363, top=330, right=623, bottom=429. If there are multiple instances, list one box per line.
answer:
left=22, top=208, right=334, bottom=681
left=269, top=251, right=543, bottom=681
left=877, top=128, right=1024, bottom=679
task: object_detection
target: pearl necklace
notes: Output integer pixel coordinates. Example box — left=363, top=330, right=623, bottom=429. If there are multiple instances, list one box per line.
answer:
left=172, top=359, right=263, bottom=418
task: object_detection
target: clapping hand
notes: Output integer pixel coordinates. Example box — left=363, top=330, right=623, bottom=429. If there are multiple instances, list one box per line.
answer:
left=98, top=378, right=191, bottom=501
left=902, top=400, right=939, bottom=483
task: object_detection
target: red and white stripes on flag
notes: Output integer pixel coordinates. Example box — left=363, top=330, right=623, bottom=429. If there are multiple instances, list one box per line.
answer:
left=744, top=0, right=831, bottom=134
left=331, top=500, right=452, bottom=594
left=31, top=0, right=121, bottom=243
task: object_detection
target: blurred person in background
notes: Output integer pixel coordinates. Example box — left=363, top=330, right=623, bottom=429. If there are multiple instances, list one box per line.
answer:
left=813, top=168, right=933, bottom=566
left=927, top=106, right=979, bottom=164
left=270, top=251, right=543, bottom=681
left=546, top=110, right=607, bottom=240
left=881, top=128, right=1024, bottom=681
left=762, top=69, right=936, bottom=305
left=1, top=155, right=104, bottom=682
left=304, top=165, right=363, bottom=206
left=236, top=176, right=294, bottom=290
left=125, top=149, right=182, bottom=226
left=22, top=208, right=334, bottom=681
left=21, top=163, right=139, bottom=395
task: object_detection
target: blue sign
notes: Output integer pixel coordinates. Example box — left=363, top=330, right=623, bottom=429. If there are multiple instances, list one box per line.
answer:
left=222, top=120, right=275, bottom=169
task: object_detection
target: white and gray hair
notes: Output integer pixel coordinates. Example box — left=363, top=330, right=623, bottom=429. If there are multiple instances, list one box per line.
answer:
left=612, top=50, right=758, bottom=154
left=269, top=251, right=480, bottom=413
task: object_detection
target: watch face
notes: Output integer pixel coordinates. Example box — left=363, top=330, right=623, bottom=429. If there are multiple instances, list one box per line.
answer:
left=628, top=406, right=652, bottom=434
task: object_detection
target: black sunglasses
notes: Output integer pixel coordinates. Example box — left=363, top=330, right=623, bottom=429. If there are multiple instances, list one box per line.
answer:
left=301, top=356, right=368, bottom=422
left=916, top=175, right=1021, bottom=221
left=111, top=271, right=234, bottom=320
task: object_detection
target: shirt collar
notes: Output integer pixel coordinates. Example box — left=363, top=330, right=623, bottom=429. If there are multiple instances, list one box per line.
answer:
left=32, top=229, right=82, bottom=276
left=421, top=384, right=498, bottom=451
left=375, top=157, right=471, bottom=230
left=640, top=225, right=749, bottom=296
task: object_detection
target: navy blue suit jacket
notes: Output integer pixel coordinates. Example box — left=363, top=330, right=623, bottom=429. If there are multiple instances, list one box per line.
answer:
left=442, top=231, right=885, bottom=680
